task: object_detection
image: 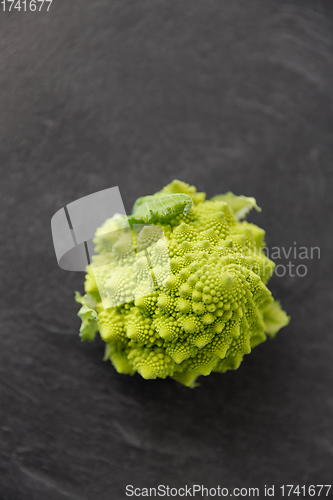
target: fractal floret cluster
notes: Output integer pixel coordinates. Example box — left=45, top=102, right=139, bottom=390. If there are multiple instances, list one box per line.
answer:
left=76, top=180, right=289, bottom=387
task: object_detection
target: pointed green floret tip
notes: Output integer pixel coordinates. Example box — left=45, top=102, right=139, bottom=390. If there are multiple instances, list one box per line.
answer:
left=75, top=180, right=290, bottom=387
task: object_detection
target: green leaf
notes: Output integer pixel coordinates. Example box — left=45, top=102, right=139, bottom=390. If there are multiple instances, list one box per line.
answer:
left=130, top=193, right=193, bottom=224
left=263, top=300, right=290, bottom=337
left=211, top=192, right=261, bottom=220
left=75, top=291, right=98, bottom=341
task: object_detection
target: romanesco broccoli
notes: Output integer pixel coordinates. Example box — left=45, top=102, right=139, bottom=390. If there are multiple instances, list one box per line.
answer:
left=75, top=180, right=290, bottom=387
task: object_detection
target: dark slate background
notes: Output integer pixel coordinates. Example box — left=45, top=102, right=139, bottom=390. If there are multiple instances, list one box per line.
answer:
left=1, top=0, right=333, bottom=499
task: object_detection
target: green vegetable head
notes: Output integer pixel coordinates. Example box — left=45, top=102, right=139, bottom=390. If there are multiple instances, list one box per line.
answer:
left=75, top=180, right=290, bottom=387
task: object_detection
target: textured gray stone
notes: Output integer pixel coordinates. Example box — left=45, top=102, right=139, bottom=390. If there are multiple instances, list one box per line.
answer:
left=1, top=0, right=333, bottom=498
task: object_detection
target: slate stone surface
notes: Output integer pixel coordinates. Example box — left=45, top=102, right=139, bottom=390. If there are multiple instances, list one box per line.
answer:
left=1, top=1, right=333, bottom=499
